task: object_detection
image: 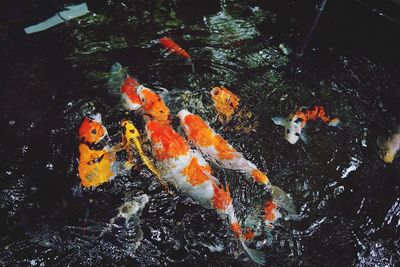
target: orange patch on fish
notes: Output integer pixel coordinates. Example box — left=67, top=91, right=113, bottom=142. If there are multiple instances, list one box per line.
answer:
left=121, top=77, right=142, bottom=107
left=78, top=144, right=115, bottom=187
left=184, top=114, right=214, bottom=147
left=264, top=200, right=278, bottom=222
left=184, top=114, right=237, bottom=160
left=212, top=183, right=233, bottom=211
left=251, top=169, right=269, bottom=184
left=79, top=117, right=106, bottom=144
left=146, top=120, right=189, bottom=160
left=295, top=106, right=336, bottom=125
left=140, top=88, right=170, bottom=124
left=181, top=157, right=211, bottom=186
left=211, top=86, right=240, bottom=119
left=213, top=135, right=236, bottom=160
left=230, top=222, right=241, bottom=238
left=242, top=227, right=255, bottom=240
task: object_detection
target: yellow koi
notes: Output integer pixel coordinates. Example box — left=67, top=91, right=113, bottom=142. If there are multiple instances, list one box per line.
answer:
left=121, top=120, right=168, bottom=190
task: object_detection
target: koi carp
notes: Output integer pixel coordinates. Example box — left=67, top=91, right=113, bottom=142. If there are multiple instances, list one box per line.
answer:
left=137, top=85, right=171, bottom=124
left=210, top=86, right=240, bottom=123
left=120, top=75, right=142, bottom=111
left=121, top=120, right=170, bottom=191
left=377, top=127, right=400, bottom=163
left=178, top=110, right=295, bottom=214
left=272, top=106, right=340, bottom=144
left=78, top=114, right=116, bottom=187
left=145, top=119, right=266, bottom=265
left=159, top=37, right=195, bottom=73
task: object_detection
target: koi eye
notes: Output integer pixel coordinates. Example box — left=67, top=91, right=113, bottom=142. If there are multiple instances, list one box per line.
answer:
left=91, top=129, right=97, bottom=135
left=294, top=118, right=303, bottom=124
left=295, top=133, right=300, bottom=137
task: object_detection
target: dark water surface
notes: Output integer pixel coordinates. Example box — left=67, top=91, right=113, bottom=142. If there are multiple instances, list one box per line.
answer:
left=1, top=0, right=400, bottom=266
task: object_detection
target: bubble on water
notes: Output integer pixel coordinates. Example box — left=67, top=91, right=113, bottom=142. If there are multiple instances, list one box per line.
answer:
left=46, top=163, right=54, bottom=170
left=334, top=186, right=345, bottom=197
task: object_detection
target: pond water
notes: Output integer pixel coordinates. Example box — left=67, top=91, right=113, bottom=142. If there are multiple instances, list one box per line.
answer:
left=1, top=0, right=399, bottom=266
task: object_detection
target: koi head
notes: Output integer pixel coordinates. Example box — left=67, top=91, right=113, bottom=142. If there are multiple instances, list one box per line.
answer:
left=138, top=86, right=170, bottom=124
left=121, top=120, right=140, bottom=141
left=272, top=114, right=306, bottom=144
left=121, top=75, right=142, bottom=111
left=78, top=114, right=108, bottom=144
left=145, top=120, right=189, bottom=161
left=210, top=86, right=240, bottom=118
left=178, top=110, right=214, bottom=147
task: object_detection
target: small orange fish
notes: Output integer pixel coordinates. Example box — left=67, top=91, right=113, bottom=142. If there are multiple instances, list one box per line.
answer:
left=160, top=37, right=191, bottom=60
left=120, top=75, right=142, bottom=111
left=272, top=106, right=340, bottom=144
left=210, top=86, right=240, bottom=122
left=78, top=114, right=116, bottom=187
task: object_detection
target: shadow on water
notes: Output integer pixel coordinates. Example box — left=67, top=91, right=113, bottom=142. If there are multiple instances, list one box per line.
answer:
left=0, top=0, right=399, bottom=266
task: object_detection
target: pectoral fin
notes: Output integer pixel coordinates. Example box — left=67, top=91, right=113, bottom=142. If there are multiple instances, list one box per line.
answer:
left=300, top=129, right=308, bottom=144
left=271, top=116, right=288, bottom=127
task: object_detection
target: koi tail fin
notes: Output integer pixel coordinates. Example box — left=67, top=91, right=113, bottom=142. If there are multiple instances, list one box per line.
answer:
left=270, top=185, right=296, bottom=214
left=229, top=214, right=266, bottom=265
left=239, top=234, right=267, bottom=265
left=187, top=58, right=195, bottom=73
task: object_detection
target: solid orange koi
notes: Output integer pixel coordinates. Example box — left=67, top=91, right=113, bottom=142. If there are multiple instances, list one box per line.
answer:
left=160, top=37, right=191, bottom=60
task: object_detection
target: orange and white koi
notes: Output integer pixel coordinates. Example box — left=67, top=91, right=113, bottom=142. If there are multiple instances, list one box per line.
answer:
left=120, top=75, right=142, bottom=111
left=210, top=86, right=240, bottom=122
left=272, top=106, right=340, bottom=144
left=178, top=110, right=269, bottom=185
left=78, top=114, right=116, bottom=187
left=145, top=119, right=266, bottom=265
left=178, top=110, right=295, bottom=214
left=119, top=74, right=171, bottom=124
